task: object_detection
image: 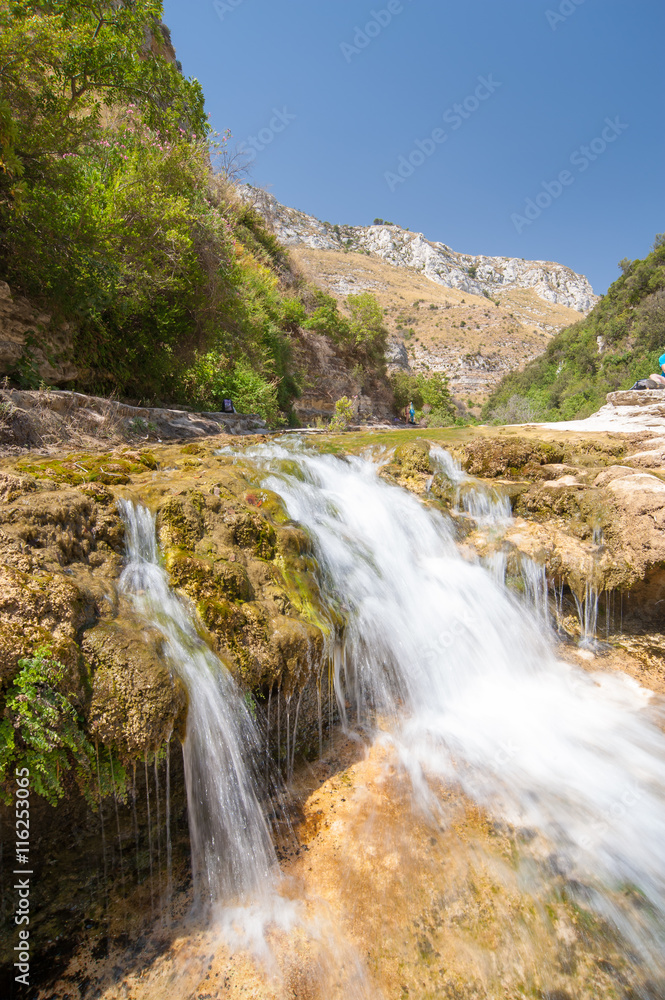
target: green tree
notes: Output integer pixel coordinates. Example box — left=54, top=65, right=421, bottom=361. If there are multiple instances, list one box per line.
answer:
left=0, top=0, right=207, bottom=210
left=348, top=293, right=387, bottom=357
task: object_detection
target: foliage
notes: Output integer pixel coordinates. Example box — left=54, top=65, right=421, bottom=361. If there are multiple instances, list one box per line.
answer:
left=0, top=648, right=125, bottom=807
left=0, top=1, right=402, bottom=425
left=304, top=290, right=388, bottom=358
left=0, top=1, right=312, bottom=422
left=484, top=240, right=665, bottom=422
left=347, top=293, right=388, bottom=360
left=390, top=371, right=455, bottom=422
left=329, top=396, right=355, bottom=432
left=304, top=291, right=351, bottom=342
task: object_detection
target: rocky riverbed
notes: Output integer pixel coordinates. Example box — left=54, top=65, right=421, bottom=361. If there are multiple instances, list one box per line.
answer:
left=1, top=416, right=664, bottom=998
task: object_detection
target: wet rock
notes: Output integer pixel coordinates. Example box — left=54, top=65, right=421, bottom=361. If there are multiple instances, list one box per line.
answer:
left=392, top=438, right=433, bottom=475
left=458, top=436, right=565, bottom=479
left=83, top=615, right=187, bottom=754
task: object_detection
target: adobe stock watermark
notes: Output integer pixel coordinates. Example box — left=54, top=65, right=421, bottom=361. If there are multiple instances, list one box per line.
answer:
left=421, top=608, right=479, bottom=668
left=384, top=74, right=501, bottom=192
left=340, top=0, right=413, bottom=63
left=213, top=0, right=247, bottom=21
left=236, top=107, right=297, bottom=164
left=14, top=767, right=32, bottom=988
left=578, top=782, right=644, bottom=851
left=546, top=0, right=586, bottom=31
left=511, top=116, right=628, bottom=233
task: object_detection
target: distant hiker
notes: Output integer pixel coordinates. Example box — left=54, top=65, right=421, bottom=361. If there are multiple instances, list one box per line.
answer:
left=629, top=354, right=665, bottom=390
left=409, top=401, right=415, bottom=424
left=222, top=398, right=236, bottom=413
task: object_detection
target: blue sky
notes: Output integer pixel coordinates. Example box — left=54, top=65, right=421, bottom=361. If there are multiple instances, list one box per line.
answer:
left=163, top=0, right=664, bottom=294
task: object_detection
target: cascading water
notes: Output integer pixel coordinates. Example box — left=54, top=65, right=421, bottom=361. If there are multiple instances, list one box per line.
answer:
left=118, top=501, right=276, bottom=909
left=241, top=441, right=665, bottom=966
left=429, top=444, right=512, bottom=524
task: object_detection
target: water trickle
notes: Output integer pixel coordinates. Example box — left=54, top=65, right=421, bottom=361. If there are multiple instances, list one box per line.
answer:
left=109, top=746, right=126, bottom=905
left=165, top=735, right=173, bottom=912
left=131, top=762, right=140, bottom=883
left=246, top=441, right=665, bottom=964
left=144, top=750, right=154, bottom=913
left=153, top=756, right=162, bottom=903
left=574, top=580, right=600, bottom=647
left=430, top=445, right=512, bottom=524
left=520, top=555, right=550, bottom=625
left=119, top=501, right=276, bottom=909
left=95, top=740, right=109, bottom=921
left=290, top=688, right=304, bottom=779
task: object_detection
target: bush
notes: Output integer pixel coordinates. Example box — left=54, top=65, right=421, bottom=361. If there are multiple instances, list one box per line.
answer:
left=0, top=648, right=125, bottom=806
left=390, top=371, right=455, bottom=420
left=329, top=396, right=355, bottom=431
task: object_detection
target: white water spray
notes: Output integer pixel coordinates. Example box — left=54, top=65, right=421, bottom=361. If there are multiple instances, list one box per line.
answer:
left=118, top=501, right=276, bottom=909
left=243, top=441, right=665, bottom=963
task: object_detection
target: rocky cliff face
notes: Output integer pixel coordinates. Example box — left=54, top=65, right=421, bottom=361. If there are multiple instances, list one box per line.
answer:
left=241, top=187, right=598, bottom=312
left=0, top=281, right=79, bottom=386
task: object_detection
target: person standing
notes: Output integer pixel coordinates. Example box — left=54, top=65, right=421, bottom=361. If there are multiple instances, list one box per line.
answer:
left=409, top=401, right=415, bottom=424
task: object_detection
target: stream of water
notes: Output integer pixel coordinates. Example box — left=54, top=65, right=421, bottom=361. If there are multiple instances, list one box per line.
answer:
left=246, top=442, right=665, bottom=966
left=115, top=442, right=665, bottom=982
left=118, top=501, right=276, bottom=909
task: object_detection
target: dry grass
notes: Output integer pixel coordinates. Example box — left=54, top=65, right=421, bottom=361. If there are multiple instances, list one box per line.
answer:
left=291, top=247, right=582, bottom=409
left=0, top=389, right=133, bottom=454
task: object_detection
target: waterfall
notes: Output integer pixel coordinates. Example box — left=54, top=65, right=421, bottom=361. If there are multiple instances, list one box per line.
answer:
left=241, top=442, right=665, bottom=963
left=118, top=502, right=276, bottom=909
left=430, top=444, right=512, bottom=524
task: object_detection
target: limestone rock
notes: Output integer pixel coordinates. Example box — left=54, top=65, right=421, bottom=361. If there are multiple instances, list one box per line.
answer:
left=0, top=282, right=79, bottom=384
left=239, top=186, right=598, bottom=312
left=83, top=616, right=188, bottom=754
left=385, top=337, right=409, bottom=370
left=0, top=388, right=267, bottom=448
left=607, top=389, right=665, bottom=407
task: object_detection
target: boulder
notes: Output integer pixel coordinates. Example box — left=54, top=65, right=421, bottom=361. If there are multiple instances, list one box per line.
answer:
left=83, top=616, right=188, bottom=754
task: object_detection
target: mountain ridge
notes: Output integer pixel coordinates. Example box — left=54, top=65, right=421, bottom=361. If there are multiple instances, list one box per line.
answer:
left=240, top=185, right=598, bottom=313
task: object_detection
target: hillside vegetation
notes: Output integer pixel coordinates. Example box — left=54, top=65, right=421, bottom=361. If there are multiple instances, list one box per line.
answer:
left=485, top=239, right=665, bottom=422
left=2, top=0, right=446, bottom=424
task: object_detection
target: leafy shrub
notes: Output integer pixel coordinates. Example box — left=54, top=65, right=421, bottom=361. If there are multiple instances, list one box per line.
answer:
left=390, top=371, right=455, bottom=420
left=329, top=396, right=355, bottom=431
left=0, top=648, right=125, bottom=807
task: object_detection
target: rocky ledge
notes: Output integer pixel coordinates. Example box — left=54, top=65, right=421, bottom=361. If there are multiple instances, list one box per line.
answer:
left=0, top=388, right=266, bottom=450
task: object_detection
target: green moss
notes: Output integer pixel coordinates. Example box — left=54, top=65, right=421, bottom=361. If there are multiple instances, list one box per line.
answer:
left=15, top=452, right=154, bottom=486
left=158, top=495, right=205, bottom=549
left=166, top=548, right=253, bottom=603
left=392, top=438, right=433, bottom=475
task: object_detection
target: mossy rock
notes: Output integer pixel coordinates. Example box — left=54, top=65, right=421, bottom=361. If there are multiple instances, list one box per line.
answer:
left=165, top=548, right=254, bottom=603
left=513, top=485, right=611, bottom=540
left=157, top=494, right=205, bottom=550
left=15, top=451, right=154, bottom=486
left=229, top=507, right=276, bottom=558
left=0, top=471, right=37, bottom=503
left=392, top=438, right=432, bottom=475
left=83, top=616, right=187, bottom=756
left=0, top=623, right=83, bottom=694
left=428, top=473, right=457, bottom=507
left=459, top=437, right=565, bottom=479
